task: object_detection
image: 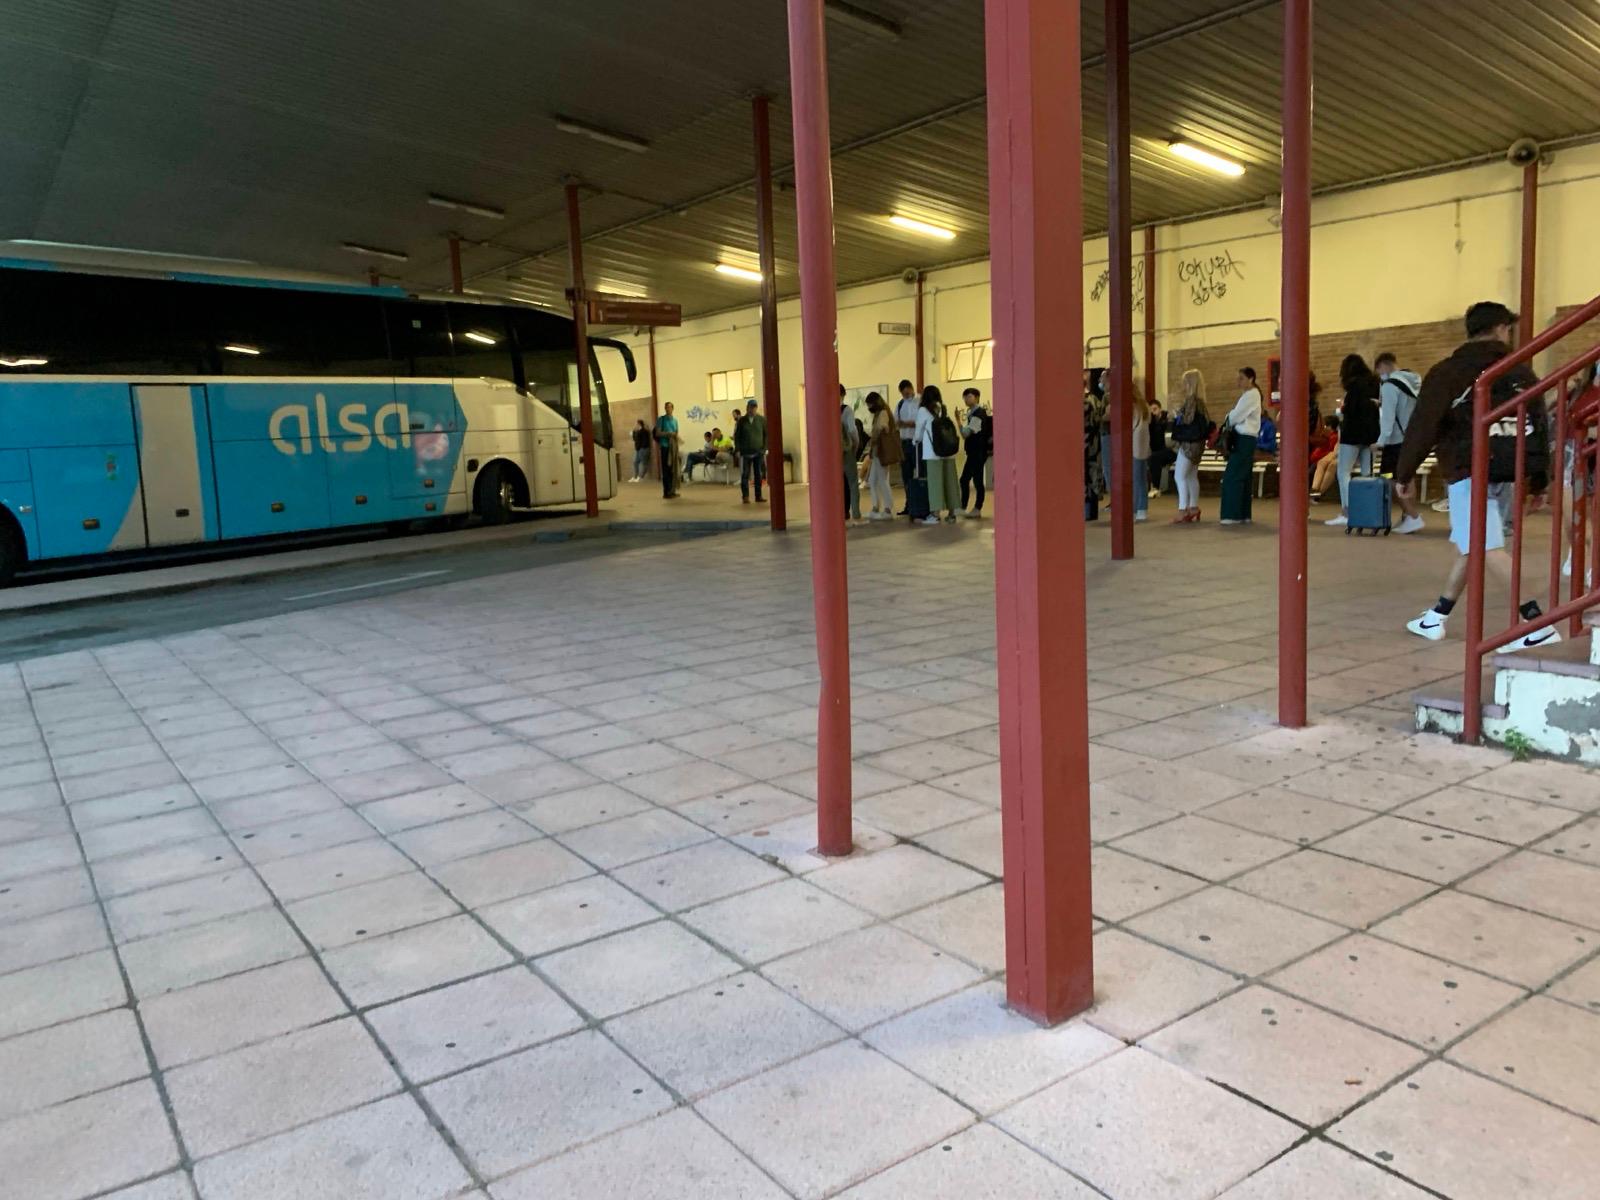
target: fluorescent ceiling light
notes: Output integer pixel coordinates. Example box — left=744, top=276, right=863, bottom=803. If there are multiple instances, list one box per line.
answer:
left=554, top=116, right=650, bottom=154
left=461, top=330, right=498, bottom=345
left=0, top=356, right=48, bottom=367
left=223, top=344, right=261, bottom=356
left=428, top=194, right=505, bottom=220
left=1167, top=141, right=1246, bottom=177
left=342, top=242, right=410, bottom=262
left=825, top=0, right=901, bottom=39
left=888, top=215, right=957, bottom=240
left=714, top=263, right=763, bottom=282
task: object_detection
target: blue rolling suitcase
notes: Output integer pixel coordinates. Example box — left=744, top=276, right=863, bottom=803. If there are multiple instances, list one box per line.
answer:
left=1346, top=475, right=1392, bottom=536
left=905, top=451, right=931, bottom=521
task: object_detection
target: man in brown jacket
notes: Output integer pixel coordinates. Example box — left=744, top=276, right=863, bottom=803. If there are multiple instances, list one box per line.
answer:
left=1394, top=301, right=1559, bottom=652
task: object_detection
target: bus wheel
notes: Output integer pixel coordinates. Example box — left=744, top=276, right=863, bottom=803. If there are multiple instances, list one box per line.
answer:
left=475, top=463, right=516, bottom=525
left=0, top=519, right=24, bottom=586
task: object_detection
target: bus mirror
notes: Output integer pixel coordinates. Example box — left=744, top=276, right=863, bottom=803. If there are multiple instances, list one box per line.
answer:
left=590, top=337, right=637, bottom=383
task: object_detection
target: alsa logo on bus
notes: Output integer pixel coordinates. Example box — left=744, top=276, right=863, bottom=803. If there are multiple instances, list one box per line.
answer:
left=269, top=394, right=412, bottom=456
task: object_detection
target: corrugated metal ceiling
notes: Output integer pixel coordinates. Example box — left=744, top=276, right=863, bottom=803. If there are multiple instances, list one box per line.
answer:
left=1, top=0, right=1596, bottom=317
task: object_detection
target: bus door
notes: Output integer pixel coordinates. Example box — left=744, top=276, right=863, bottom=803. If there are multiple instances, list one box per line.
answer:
left=131, top=384, right=217, bottom=546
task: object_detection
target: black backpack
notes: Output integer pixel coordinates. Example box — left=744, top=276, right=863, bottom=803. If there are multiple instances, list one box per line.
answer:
left=931, top=411, right=961, bottom=458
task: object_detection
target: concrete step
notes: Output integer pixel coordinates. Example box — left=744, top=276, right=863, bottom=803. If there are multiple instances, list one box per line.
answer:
left=1491, top=636, right=1600, bottom=680
left=1412, top=673, right=1507, bottom=735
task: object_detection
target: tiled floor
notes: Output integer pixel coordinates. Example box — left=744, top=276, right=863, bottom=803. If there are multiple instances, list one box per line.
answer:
left=2, top=503, right=1598, bottom=1199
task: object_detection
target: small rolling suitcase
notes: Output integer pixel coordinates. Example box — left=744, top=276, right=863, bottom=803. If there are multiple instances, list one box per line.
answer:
left=1346, top=474, right=1392, bottom=536
left=905, top=454, right=931, bottom=521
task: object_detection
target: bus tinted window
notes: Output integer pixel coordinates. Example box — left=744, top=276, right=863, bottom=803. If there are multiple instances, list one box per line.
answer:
left=0, top=270, right=207, bottom=374
left=447, top=305, right=517, bottom=384
left=211, top=288, right=390, bottom=376
left=385, top=300, right=452, bottom=377
left=508, top=309, right=573, bottom=424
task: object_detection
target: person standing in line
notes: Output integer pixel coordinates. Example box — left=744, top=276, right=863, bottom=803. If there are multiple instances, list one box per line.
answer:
left=915, top=385, right=960, bottom=525
left=629, top=419, right=651, bottom=483
left=1376, top=351, right=1426, bottom=533
left=1395, top=301, right=1559, bottom=651
left=735, top=397, right=768, bottom=504
left=959, top=387, right=991, bottom=518
left=1131, top=387, right=1150, bottom=522
left=1219, top=367, right=1262, bottom=525
left=1324, top=354, right=1381, bottom=527
left=1169, top=368, right=1209, bottom=523
left=654, top=402, right=680, bottom=499
left=839, top=385, right=862, bottom=523
left=894, top=379, right=920, bottom=510
left=864, top=392, right=899, bottom=520
left=1147, top=397, right=1175, bottom=494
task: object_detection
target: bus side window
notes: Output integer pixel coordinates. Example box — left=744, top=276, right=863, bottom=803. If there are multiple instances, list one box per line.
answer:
left=445, top=305, right=516, bottom=384
left=385, top=301, right=452, bottom=378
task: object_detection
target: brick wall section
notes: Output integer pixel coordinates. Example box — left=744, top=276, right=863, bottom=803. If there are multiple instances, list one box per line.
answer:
left=610, top=396, right=657, bottom=476
left=1547, top=305, right=1600, bottom=387
left=1166, top=317, right=1463, bottom=414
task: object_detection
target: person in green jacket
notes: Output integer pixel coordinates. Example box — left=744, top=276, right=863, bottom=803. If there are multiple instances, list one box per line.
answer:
left=734, top=398, right=768, bottom=503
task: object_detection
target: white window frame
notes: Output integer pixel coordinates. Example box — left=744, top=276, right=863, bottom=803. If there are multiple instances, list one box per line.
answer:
left=943, top=339, right=994, bottom=383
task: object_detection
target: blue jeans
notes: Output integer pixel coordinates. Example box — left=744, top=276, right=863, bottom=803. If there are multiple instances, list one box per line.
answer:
left=1133, top=456, right=1148, bottom=514
left=632, top=447, right=651, bottom=478
left=740, top=452, right=766, bottom=499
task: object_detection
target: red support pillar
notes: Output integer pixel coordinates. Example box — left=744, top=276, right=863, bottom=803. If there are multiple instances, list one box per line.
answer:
left=786, top=0, right=852, bottom=857
left=914, top=270, right=926, bottom=392
left=564, top=183, right=601, bottom=519
left=752, top=94, right=789, bottom=533
left=1278, top=0, right=1313, bottom=729
left=1105, top=0, right=1134, bottom=560
left=1520, top=160, right=1538, bottom=347
left=1142, top=225, right=1156, bottom=407
left=985, top=0, right=1093, bottom=1024
left=648, top=328, right=660, bottom=478
left=448, top=236, right=464, bottom=294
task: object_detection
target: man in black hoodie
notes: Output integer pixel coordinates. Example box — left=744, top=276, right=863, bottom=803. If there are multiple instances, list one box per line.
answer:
left=1394, top=301, right=1559, bottom=651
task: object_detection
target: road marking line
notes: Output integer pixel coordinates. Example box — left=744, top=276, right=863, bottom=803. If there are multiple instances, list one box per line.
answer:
left=286, top=570, right=450, bottom=601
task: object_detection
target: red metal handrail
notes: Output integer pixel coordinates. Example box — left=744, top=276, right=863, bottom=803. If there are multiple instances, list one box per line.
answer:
left=1462, top=294, right=1600, bottom=742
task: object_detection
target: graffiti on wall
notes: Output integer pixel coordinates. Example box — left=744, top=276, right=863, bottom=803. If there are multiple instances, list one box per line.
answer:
left=1089, top=258, right=1147, bottom=313
left=1176, top=248, right=1245, bottom=306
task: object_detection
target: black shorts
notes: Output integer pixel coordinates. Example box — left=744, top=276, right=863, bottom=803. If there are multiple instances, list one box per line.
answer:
left=1379, top=444, right=1401, bottom=476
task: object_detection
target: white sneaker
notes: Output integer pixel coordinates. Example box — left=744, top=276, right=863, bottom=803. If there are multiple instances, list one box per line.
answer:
left=920, top=515, right=940, bottom=525
left=1134, top=511, right=1147, bottom=522
left=1407, top=609, right=1448, bottom=641
left=1324, top=515, right=1348, bottom=527
left=1504, top=625, right=1562, bottom=653
left=1395, top=514, right=1425, bottom=534
left=1432, top=498, right=1451, bottom=513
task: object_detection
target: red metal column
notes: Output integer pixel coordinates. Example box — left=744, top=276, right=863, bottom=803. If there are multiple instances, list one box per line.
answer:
left=787, top=0, right=852, bottom=857
left=448, top=236, right=464, bottom=294
left=985, top=0, right=1093, bottom=1024
left=648, top=328, right=660, bottom=478
left=564, top=183, right=601, bottom=518
left=367, top=267, right=381, bottom=288
left=1278, top=0, right=1313, bottom=728
left=914, top=270, right=925, bottom=392
left=1105, top=0, right=1134, bottom=560
left=1142, top=225, right=1156, bottom=407
left=1520, top=160, right=1538, bottom=346
left=752, top=94, right=789, bottom=533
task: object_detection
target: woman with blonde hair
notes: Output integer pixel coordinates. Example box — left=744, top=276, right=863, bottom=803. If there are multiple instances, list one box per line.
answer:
left=1169, top=368, right=1210, bottom=523
left=863, top=391, right=900, bottom=520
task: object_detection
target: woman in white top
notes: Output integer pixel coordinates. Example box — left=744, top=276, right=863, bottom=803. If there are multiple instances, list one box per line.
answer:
left=914, top=385, right=960, bottom=524
left=1219, top=366, right=1263, bottom=524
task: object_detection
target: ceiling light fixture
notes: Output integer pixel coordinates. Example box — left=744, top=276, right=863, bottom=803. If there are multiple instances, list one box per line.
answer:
left=427, top=194, right=506, bottom=220
left=714, top=263, right=763, bottom=282
left=554, top=116, right=651, bottom=154
left=888, top=215, right=957, bottom=240
left=222, top=344, right=261, bottom=356
left=0, top=356, right=48, bottom=368
left=461, top=331, right=498, bottom=345
left=342, top=242, right=410, bottom=262
left=824, top=0, right=902, bottom=39
left=1167, top=140, right=1246, bottom=177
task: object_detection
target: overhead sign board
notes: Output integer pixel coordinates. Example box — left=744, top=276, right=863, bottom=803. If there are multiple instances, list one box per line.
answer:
left=585, top=295, right=682, bottom=327
left=878, top=321, right=913, bottom=336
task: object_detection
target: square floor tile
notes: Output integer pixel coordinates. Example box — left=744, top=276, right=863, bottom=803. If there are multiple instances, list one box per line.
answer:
left=682, top=877, right=872, bottom=964
left=165, top=1017, right=399, bottom=1156
left=612, top=839, right=785, bottom=912
left=1538, top=815, right=1600, bottom=867
left=1111, top=815, right=1296, bottom=881
left=509, top=780, right=651, bottom=835
left=1271, top=933, right=1523, bottom=1049
left=606, top=971, right=841, bottom=1098
left=0, top=902, right=108, bottom=974
left=537, top=920, right=738, bottom=1018
left=367, top=966, right=583, bottom=1084
left=1090, top=846, right=1208, bottom=922
left=1317, top=816, right=1511, bottom=884
left=1101, top=761, right=1255, bottom=811
left=1550, top=955, right=1600, bottom=1012
left=763, top=925, right=983, bottom=1031
left=1394, top=785, right=1576, bottom=846
left=1200, top=787, right=1372, bottom=845
left=1461, top=851, right=1600, bottom=930
left=917, top=813, right=1004, bottom=876
left=617, top=761, right=754, bottom=807
left=139, top=957, right=347, bottom=1069
left=424, top=1029, right=671, bottom=1179
left=322, top=914, right=512, bottom=1007
left=120, top=908, right=304, bottom=998
left=479, top=875, right=657, bottom=958
left=1371, top=891, right=1594, bottom=987
left=255, top=838, right=412, bottom=903
left=866, top=981, right=1121, bottom=1113
left=893, top=882, right=1004, bottom=972
left=427, top=837, right=593, bottom=908
left=836, top=1123, right=1102, bottom=1200
left=809, top=843, right=989, bottom=918
left=356, top=783, right=493, bottom=834
left=191, top=1095, right=472, bottom=1200
left=852, top=783, right=992, bottom=837
left=996, top=1047, right=1299, bottom=1200
left=0, top=1079, right=178, bottom=1200
left=286, top=871, right=460, bottom=950
left=1085, top=929, right=1237, bottom=1041
left=104, top=867, right=273, bottom=945
left=1127, top=886, right=1344, bottom=976
left=1220, top=1140, right=1436, bottom=1198
left=1229, top=850, right=1435, bottom=928
left=1329, top=1061, right=1600, bottom=1200
left=490, top=1107, right=786, bottom=1200
left=1461, top=760, right=1599, bottom=810
left=1143, top=985, right=1424, bottom=1124
left=90, top=835, right=244, bottom=899
left=0, top=948, right=127, bottom=1039
left=391, top=810, right=540, bottom=868
left=673, top=782, right=814, bottom=837
left=1448, top=995, right=1600, bottom=1121
left=1279, top=761, right=1442, bottom=810
left=729, top=812, right=895, bottom=873
left=102, top=1173, right=196, bottom=1200
left=697, top=1041, right=972, bottom=1200
left=557, top=809, right=713, bottom=869
left=0, top=1008, right=148, bottom=1123
left=0, top=865, right=94, bottom=925
left=232, top=809, right=373, bottom=865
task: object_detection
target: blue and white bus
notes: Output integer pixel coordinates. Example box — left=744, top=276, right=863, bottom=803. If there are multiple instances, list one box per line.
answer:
left=0, top=263, right=628, bottom=582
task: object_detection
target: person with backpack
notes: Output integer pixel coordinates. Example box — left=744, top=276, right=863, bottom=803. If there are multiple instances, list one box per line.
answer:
left=1376, top=351, right=1426, bottom=533
left=1395, top=301, right=1559, bottom=651
left=863, top=392, right=900, bottom=520
left=959, top=387, right=992, bottom=518
left=1323, top=354, right=1381, bottom=527
left=915, top=385, right=961, bottom=525
left=1169, top=368, right=1210, bottom=523
left=653, top=402, right=681, bottom=499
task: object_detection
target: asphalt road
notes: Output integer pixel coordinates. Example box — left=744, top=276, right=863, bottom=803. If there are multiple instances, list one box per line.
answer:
left=0, top=525, right=703, bottom=663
